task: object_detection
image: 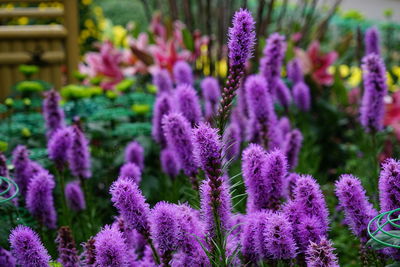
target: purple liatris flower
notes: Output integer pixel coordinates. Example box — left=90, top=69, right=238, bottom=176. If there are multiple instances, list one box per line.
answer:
left=0, top=247, right=16, bottom=267
left=201, top=77, right=221, bottom=119
left=260, top=33, right=286, bottom=94
left=173, top=61, right=193, bottom=85
left=275, top=79, right=292, bottom=108
left=293, top=82, right=311, bottom=111
left=162, top=113, right=198, bottom=178
left=153, top=68, right=173, bottom=94
left=242, top=214, right=261, bottom=263
left=379, top=158, right=400, bottom=214
left=56, top=226, right=79, bottom=267
left=43, top=89, right=65, bottom=138
left=287, top=58, right=304, bottom=84
left=124, top=140, right=144, bottom=170
left=12, top=145, right=31, bottom=197
left=174, top=84, right=202, bottom=126
left=9, top=225, right=51, bottom=267
left=119, top=162, right=141, bottom=184
left=80, top=237, right=96, bottom=267
left=68, top=125, right=91, bottom=179
left=95, top=225, right=130, bottom=267
left=335, top=174, right=377, bottom=243
left=223, top=122, right=241, bottom=162
left=283, top=129, right=303, bottom=170
left=65, top=181, right=86, bottom=212
left=360, top=54, right=387, bottom=132
left=284, top=172, right=300, bottom=200
left=305, top=237, right=339, bottom=267
left=152, top=94, right=172, bottom=146
left=296, top=215, right=327, bottom=253
left=26, top=170, right=57, bottom=229
left=278, top=117, right=291, bottom=139
left=160, top=148, right=180, bottom=178
left=365, top=27, right=380, bottom=55
left=47, top=127, right=71, bottom=169
left=110, top=178, right=150, bottom=235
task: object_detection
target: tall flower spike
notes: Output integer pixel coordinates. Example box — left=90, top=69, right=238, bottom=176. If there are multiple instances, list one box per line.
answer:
left=162, top=113, right=198, bottom=179
left=94, top=225, right=130, bottom=267
left=160, top=148, right=180, bottom=178
left=12, top=145, right=31, bottom=197
left=305, top=237, right=339, bottom=267
left=365, top=27, right=380, bottom=56
left=119, top=162, right=142, bottom=184
left=296, top=215, right=327, bottom=253
left=293, top=82, right=311, bottom=111
left=110, top=178, right=150, bottom=235
left=283, top=129, right=303, bottom=170
left=275, top=79, right=292, bottom=109
left=65, top=181, right=86, bottom=212
left=43, top=89, right=65, bottom=138
left=80, top=237, right=96, bottom=267
left=284, top=173, right=300, bottom=200
left=26, top=170, right=57, bottom=229
left=287, top=58, right=304, bottom=84
left=153, top=68, right=173, bottom=94
left=260, top=33, right=286, bottom=95
left=175, top=84, right=202, bottom=126
left=124, top=140, right=144, bottom=170
left=218, top=8, right=255, bottom=134
left=173, top=60, right=193, bottom=85
left=152, top=94, right=172, bottom=146
left=241, top=214, right=261, bottom=263
left=360, top=54, right=387, bottom=132
left=0, top=247, right=16, bottom=267
left=278, top=116, right=291, bottom=139
left=223, top=122, right=241, bottom=162
left=56, top=226, right=79, bottom=267
left=48, top=127, right=71, bottom=169
left=201, top=77, right=221, bottom=119
left=68, top=125, right=91, bottom=179
left=335, top=174, right=377, bottom=243
left=9, top=225, right=51, bottom=267
left=379, top=158, right=400, bottom=214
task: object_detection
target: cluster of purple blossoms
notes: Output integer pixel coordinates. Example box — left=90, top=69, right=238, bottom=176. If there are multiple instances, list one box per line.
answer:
left=174, top=84, right=202, bottom=126
left=152, top=68, right=173, bottom=94
left=173, top=60, right=193, bottom=85
left=201, top=77, right=221, bottom=119
left=124, top=140, right=144, bottom=170
left=56, top=226, right=79, bottom=267
left=68, top=125, right=91, bottom=179
left=48, top=127, right=71, bottom=169
left=43, top=89, right=65, bottom=138
left=65, top=181, right=86, bottom=212
left=152, top=94, right=172, bottom=147
left=365, top=27, right=380, bottom=55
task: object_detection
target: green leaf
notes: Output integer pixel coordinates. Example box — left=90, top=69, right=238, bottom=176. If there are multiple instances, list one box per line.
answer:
left=182, top=28, right=194, bottom=52
left=366, top=231, right=400, bottom=250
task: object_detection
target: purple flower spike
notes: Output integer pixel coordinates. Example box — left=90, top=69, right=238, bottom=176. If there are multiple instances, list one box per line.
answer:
left=175, top=84, right=202, bottom=126
left=12, top=145, right=31, bottom=197
left=360, top=54, right=387, bottom=132
left=124, top=141, right=144, bottom=170
left=65, top=181, right=86, bottom=212
left=153, top=68, right=173, bottom=94
left=152, top=94, right=172, bottom=146
left=284, top=172, right=300, bottom=200
left=365, top=27, right=380, bottom=56
left=305, top=237, right=339, bottom=267
left=9, top=225, right=51, bottom=267
left=379, top=159, right=400, bottom=214
left=260, top=33, right=286, bottom=94
left=296, top=215, right=327, bottom=253
left=242, top=214, right=261, bottom=263
left=160, top=148, right=180, bottom=178
left=293, top=82, right=311, bottom=111
left=95, top=225, right=130, bottom=267
left=47, top=127, right=71, bottom=169
left=287, top=58, right=304, bottom=84
left=119, top=162, right=142, bottom=184
left=0, top=247, right=16, bottom=267
left=275, top=79, right=292, bottom=108
left=110, top=178, right=150, bottom=235
left=278, top=117, right=291, bottom=139
left=201, top=77, right=221, bottom=119
left=283, top=129, right=303, bottom=170
left=162, top=113, right=198, bottom=178
left=335, top=174, right=377, bottom=243
left=68, top=125, right=91, bottom=179
left=43, top=89, right=65, bottom=138
left=56, top=226, right=79, bottom=267
left=173, top=61, right=193, bottom=85
left=223, top=122, right=241, bottom=162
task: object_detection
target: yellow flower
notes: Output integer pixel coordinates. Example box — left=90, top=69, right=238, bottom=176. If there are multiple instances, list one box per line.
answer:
left=327, top=66, right=335, bottom=75
left=348, top=66, right=362, bottom=88
left=131, top=104, right=150, bottom=115
left=94, top=6, right=103, bottom=17
left=82, top=0, right=92, bottom=5
left=112, top=25, right=127, bottom=47
left=392, top=66, right=400, bottom=79
left=17, top=17, right=29, bottom=25
left=387, top=72, right=396, bottom=92
left=84, top=19, right=95, bottom=29
left=339, top=64, right=350, bottom=78
left=218, top=59, right=228, bottom=78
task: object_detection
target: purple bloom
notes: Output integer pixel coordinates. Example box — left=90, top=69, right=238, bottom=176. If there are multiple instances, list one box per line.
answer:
left=295, top=215, right=327, bottom=253
left=379, top=158, right=400, bottom=214
left=284, top=172, right=300, bottom=200
left=119, top=162, right=142, bottom=184
left=80, top=237, right=96, bottom=267
left=173, top=61, right=193, bottom=85
left=68, top=125, right=91, bottom=179
left=241, top=214, right=261, bottom=263
left=287, top=58, right=304, bottom=84
left=293, top=82, right=311, bottom=111
left=112, top=216, right=147, bottom=258
left=162, top=113, right=198, bottom=177
left=12, top=145, right=31, bottom=197
left=365, top=27, right=380, bottom=56
left=174, top=84, right=202, bottom=126
left=110, top=178, right=150, bottom=235
left=43, top=89, right=65, bottom=138
left=47, top=127, right=71, bottom=169
left=9, top=225, right=51, bottom=267
left=223, top=122, right=241, bottom=162
left=260, top=33, right=286, bottom=94
left=283, top=129, right=303, bottom=170
left=360, top=54, right=387, bottom=132
left=305, top=237, right=339, bottom=267
left=228, top=8, right=256, bottom=67
left=278, top=117, right=291, bottom=140
left=335, top=174, right=377, bottom=243
left=153, top=68, right=173, bottom=94
left=65, top=181, right=86, bottom=212
left=95, top=225, right=130, bottom=267
left=124, top=141, right=144, bottom=170
left=275, top=79, right=292, bottom=108
left=152, top=94, right=172, bottom=146
left=160, top=148, right=180, bottom=178
left=201, top=77, right=221, bottom=119
left=26, top=170, right=57, bottom=229
left=56, top=226, right=79, bottom=267
left=0, top=247, right=16, bottom=267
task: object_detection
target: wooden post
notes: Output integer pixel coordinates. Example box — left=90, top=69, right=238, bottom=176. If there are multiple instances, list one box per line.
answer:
left=63, top=0, right=79, bottom=85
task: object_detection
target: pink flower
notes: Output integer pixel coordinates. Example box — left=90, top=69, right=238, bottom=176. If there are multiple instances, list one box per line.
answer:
left=384, top=91, right=400, bottom=139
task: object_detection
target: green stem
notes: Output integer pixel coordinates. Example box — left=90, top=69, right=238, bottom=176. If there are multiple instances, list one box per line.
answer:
left=57, top=166, right=70, bottom=226
left=146, top=236, right=161, bottom=265
left=79, top=177, right=93, bottom=235
left=370, top=133, right=379, bottom=206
